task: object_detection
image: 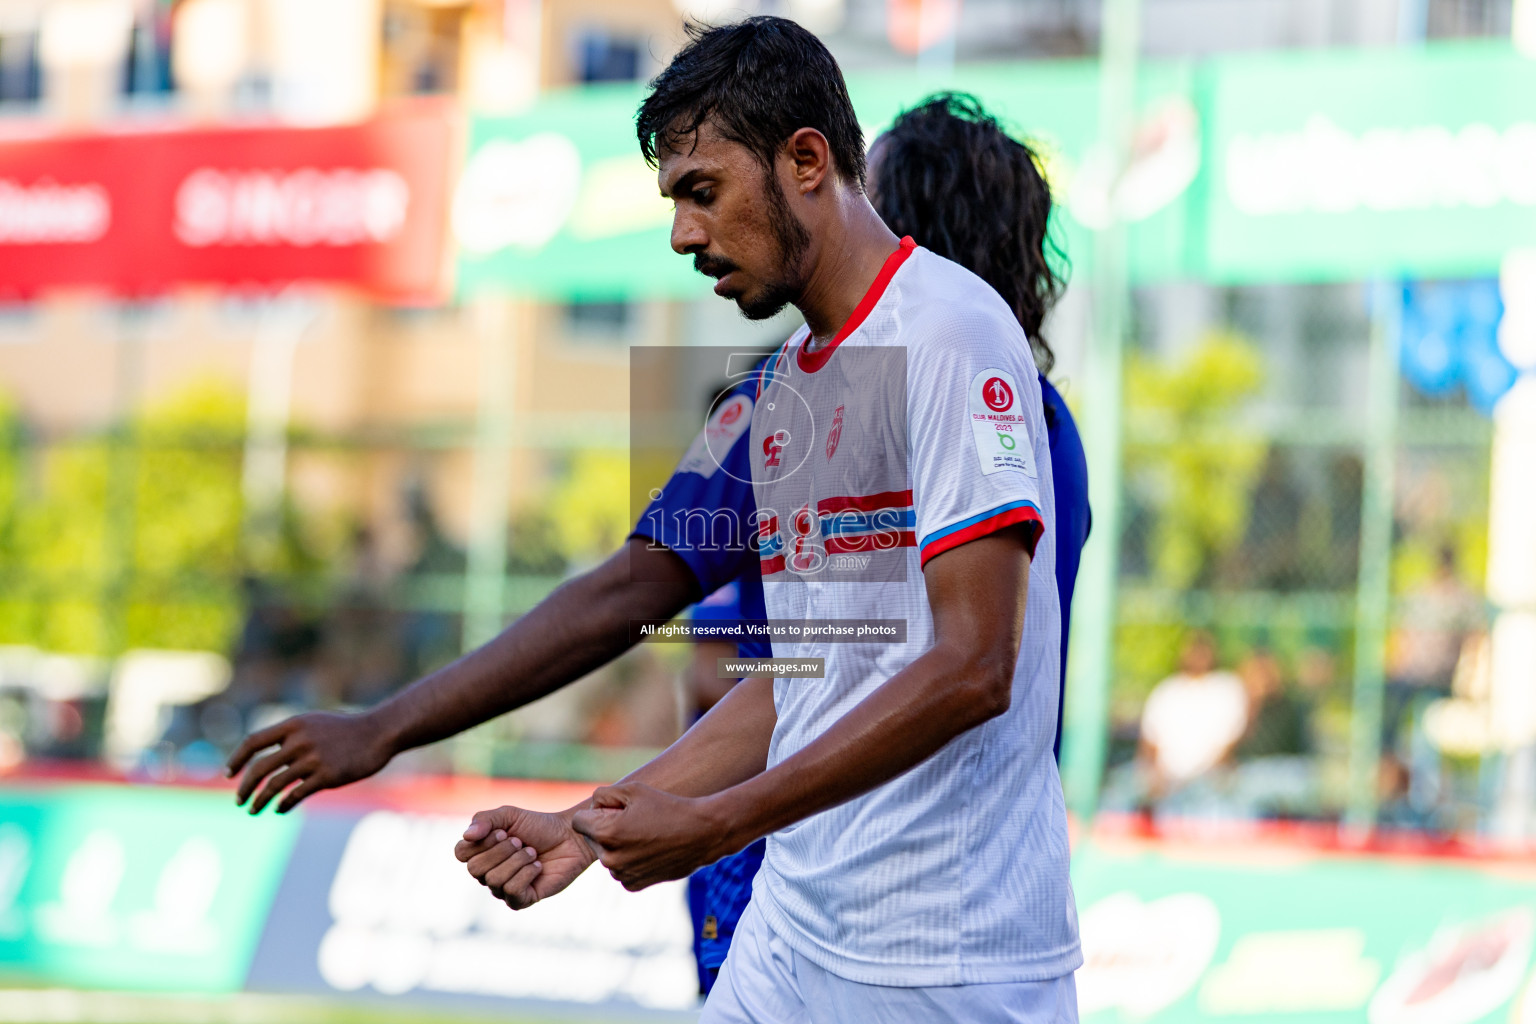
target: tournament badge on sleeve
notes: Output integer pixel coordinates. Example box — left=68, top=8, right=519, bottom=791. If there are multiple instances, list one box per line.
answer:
left=969, top=369, right=1036, bottom=477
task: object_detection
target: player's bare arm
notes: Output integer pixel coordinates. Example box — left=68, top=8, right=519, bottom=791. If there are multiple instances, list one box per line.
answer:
left=575, top=527, right=1029, bottom=890
left=491, top=526, right=1030, bottom=893
left=226, top=537, right=700, bottom=814
left=454, top=669, right=777, bottom=905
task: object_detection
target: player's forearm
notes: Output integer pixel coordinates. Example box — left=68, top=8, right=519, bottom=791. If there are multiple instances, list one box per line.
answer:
left=369, top=538, right=699, bottom=756
left=620, top=673, right=776, bottom=797
left=706, top=641, right=1013, bottom=849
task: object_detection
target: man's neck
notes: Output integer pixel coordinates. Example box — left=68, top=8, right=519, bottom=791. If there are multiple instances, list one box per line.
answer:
left=796, top=198, right=902, bottom=347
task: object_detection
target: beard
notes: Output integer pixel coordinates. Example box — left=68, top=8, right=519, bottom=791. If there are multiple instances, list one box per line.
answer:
left=694, top=167, right=812, bottom=322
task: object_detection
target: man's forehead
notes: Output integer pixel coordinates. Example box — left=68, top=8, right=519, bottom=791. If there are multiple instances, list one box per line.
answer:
left=657, top=123, right=751, bottom=192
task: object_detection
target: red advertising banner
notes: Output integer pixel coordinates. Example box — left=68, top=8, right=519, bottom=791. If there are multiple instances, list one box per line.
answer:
left=0, top=101, right=456, bottom=303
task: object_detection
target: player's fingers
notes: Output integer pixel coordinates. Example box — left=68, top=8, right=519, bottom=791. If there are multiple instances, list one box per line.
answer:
left=484, top=846, right=539, bottom=891
left=588, top=784, right=631, bottom=810
left=454, top=825, right=495, bottom=862
left=275, top=776, right=324, bottom=815
left=492, top=857, right=543, bottom=901
left=501, top=877, right=541, bottom=911
left=571, top=807, right=620, bottom=847
left=465, top=837, right=524, bottom=879
left=236, top=748, right=294, bottom=805
left=454, top=831, right=503, bottom=863
left=226, top=723, right=286, bottom=778
left=248, top=765, right=304, bottom=815
left=462, top=808, right=513, bottom=843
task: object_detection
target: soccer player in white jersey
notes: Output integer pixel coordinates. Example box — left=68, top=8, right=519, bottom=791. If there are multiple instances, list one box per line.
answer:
left=455, top=17, right=1081, bottom=1022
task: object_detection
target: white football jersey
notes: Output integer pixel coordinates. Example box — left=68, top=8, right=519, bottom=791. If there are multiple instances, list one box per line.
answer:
left=745, top=238, right=1081, bottom=986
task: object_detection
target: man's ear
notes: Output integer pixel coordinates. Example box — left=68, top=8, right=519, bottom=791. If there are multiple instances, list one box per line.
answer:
left=785, top=127, right=832, bottom=194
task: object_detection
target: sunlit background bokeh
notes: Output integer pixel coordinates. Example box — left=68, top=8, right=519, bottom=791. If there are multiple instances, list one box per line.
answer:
left=1, top=0, right=1536, bottom=1021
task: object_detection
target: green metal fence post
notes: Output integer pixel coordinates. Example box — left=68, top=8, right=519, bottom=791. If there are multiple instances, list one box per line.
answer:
left=1061, top=0, right=1141, bottom=823
left=462, top=297, right=518, bottom=652
left=1345, top=282, right=1402, bottom=832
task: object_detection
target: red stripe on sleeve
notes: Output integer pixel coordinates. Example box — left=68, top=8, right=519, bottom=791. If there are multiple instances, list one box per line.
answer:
left=919, top=505, right=1044, bottom=568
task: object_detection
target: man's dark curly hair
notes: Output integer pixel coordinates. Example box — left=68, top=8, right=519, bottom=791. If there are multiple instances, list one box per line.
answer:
left=636, top=17, right=867, bottom=189
left=871, top=93, right=1066, bottom=374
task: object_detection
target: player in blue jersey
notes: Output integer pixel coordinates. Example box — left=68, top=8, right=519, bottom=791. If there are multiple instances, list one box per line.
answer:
left=666, top=91, right=1093, bottom=995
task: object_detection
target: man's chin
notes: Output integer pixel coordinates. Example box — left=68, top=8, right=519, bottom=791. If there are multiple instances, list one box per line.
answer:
left=735, top=285, right=795, bottom=322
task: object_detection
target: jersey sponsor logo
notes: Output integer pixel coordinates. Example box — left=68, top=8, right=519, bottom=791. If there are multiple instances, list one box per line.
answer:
left=982, top=376, right=1014, bottom=412
left=676, top=394, right=753, bottom=479
left=762, top=429, right=788, bottom=468
left=825, top=405, right=844, bottom=460
left=969, top=368, right=1036, bottom=478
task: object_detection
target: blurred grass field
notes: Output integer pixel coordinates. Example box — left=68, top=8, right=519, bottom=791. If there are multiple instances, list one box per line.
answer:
left=0, top=990, right=679, bottom=1024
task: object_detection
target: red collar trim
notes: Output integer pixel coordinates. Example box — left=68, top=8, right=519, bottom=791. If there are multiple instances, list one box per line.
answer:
left=796, top=236, right=916, bottom=374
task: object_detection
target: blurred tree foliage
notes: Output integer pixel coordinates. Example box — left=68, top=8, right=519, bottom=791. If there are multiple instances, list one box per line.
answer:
left=124, top=384, right=247, bottom=651
left=0, top=382, right=296, bottom=656
left=1124, top=331, right=1268, bottom=589
left=1113, top=331, right=1268, bottom=702
left=545, top=450, right=630, bottom=569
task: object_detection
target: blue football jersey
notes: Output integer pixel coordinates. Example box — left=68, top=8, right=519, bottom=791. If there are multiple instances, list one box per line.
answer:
left=1041, top=375, right=1092, bottom=758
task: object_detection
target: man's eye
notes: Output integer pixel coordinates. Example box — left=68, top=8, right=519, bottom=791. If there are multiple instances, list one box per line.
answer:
left=693, top=187, right=714, bottom=204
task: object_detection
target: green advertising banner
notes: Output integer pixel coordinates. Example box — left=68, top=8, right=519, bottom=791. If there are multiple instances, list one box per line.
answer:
left=453, top=62, right=1201, bottom=299
left=5, top=778, right=1536, bottom=1023
left=1202, top=42, right=1536, bottom=284
left=0, top=784, right=300, bottom=993
left=454, top=43, right=1536, bottom=296
left=1073, top=836, right=1536, bottom=1024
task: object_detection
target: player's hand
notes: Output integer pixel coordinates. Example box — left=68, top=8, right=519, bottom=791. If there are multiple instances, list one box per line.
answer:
left=227, top=711, right=393, bottom=815
left=455, top=804, right=598, bottom=910
left=571, top=782, right=729, bottom=891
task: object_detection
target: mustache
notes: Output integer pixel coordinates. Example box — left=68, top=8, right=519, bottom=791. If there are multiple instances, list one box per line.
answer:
left=693, top=252, right=740, bottom=279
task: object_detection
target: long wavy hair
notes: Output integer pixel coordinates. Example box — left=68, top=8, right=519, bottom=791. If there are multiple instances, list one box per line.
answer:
left=870, top=92, right=1066, bottom=375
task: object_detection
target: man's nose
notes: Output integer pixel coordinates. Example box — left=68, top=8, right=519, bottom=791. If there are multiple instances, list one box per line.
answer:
left=671, top=209, right=707, bottom=256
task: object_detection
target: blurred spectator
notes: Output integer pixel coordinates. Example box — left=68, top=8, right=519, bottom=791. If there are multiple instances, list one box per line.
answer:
left=1383, top=543, right=1483, bottom=753
left=1326, top=454, right=1364, bottom=588
left=320, top=525, right=403, bottom=708
left=1377, top=753, right=1446, bottom=833
left=400, top=482, right=466, bottom=681
left=228, top=575, right=324, bottom=711
left=1230, top=645, right=1331, bottom=820
left=1235, top=645, right=1311, bottom=760
left=687, top=580, right=747, bottom=720
left=582, top=649, right=680, bottom=750
left=1139, top=632, right=1249, bottom=801
left=1235, top=451, right=1305, bottom=591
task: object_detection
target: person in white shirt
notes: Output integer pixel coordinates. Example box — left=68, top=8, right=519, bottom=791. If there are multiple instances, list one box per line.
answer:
left=1139, top=631, right=1250, bottom=795
left=453, top=18, right=1080, bottom=1022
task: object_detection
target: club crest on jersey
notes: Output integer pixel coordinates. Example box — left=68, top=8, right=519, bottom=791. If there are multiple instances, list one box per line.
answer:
left=826, top=405, right=845, bottom=460
left=969, top=368, right=1035, bottom=478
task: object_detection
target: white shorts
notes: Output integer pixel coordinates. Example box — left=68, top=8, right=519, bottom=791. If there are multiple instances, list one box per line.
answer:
left=701, top=900, right=1080, bottom=1024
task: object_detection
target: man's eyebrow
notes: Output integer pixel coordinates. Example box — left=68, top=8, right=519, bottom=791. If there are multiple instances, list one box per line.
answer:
left=661, top=168, right=705, bottom=200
